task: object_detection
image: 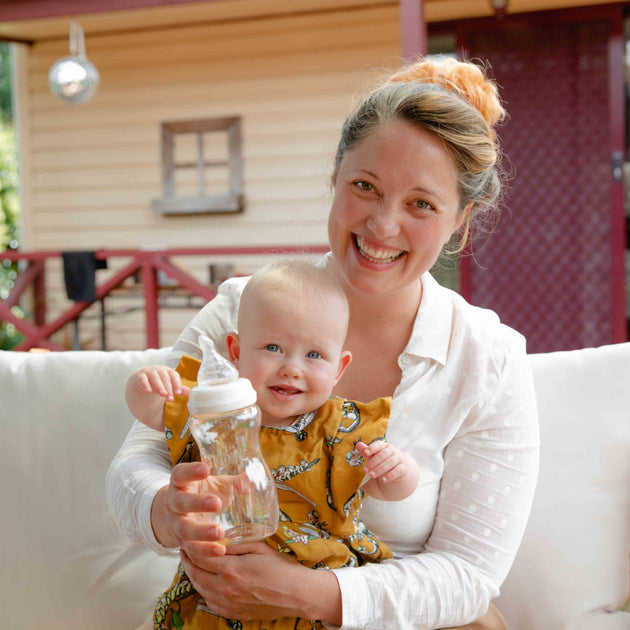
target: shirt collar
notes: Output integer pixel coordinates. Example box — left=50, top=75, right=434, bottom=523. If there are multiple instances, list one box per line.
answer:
left=402, top=272, right=453, bottom=366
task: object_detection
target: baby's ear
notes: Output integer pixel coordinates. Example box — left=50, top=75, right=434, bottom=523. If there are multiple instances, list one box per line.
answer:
left=335, top=350, right=352, bottom=383
left=225, top=332, right=241, bottom=366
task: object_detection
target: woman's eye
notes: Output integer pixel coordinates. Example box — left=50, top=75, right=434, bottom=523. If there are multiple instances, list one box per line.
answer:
left=354, top=180, right=374, bottom=192
left=265, top=344, right=281, bottom=353
left=415, top=199, right=434, bottom=211
left=306, top=351, right=322, bottom=359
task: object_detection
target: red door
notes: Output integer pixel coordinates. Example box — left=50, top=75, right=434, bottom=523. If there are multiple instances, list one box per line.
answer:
left=457, top=6, right=627, bottom=352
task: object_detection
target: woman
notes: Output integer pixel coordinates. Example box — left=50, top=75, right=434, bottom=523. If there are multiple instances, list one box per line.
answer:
left=107, top=57, right=539, bottom=629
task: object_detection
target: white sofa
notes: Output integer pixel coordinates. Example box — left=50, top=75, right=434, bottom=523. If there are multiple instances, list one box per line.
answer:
left=1, top=344, right=629, bottom=630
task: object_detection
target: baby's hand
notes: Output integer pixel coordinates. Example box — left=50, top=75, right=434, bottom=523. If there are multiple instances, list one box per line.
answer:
left=356, top=440, right=409, bottom=483
left=129, top=365, right=190, bottom=402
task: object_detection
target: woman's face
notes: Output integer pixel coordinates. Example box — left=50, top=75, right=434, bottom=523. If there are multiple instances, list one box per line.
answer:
left=328, top=120, right=468, bottom=298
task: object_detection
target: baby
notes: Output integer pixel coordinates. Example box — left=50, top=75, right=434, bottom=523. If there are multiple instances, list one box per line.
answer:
left=126, top=259, right=420, bottom=630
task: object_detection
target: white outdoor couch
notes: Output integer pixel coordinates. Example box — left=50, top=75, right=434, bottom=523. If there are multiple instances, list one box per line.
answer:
left=1, top=343, right=629, bottom=630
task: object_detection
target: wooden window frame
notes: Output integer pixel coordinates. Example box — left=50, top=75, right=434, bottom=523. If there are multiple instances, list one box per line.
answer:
left=152, top=116, right=244, bottom=215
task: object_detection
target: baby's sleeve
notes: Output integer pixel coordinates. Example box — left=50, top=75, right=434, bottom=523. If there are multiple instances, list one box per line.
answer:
left=163, top=354, right=202, bottom=466
left=327, top=397, right=391, bottom=515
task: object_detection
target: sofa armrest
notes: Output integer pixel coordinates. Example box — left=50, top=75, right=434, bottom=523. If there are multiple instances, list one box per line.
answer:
left=497, top=343, right=630, bottom=630
left=0, top=348, right=179, bottom=630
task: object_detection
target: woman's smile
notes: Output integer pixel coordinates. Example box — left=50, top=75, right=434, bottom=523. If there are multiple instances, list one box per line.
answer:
left=353, top=234, right=406, bottom=265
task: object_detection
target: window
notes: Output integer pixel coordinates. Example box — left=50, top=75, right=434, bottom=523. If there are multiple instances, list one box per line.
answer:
left=152, top=117, right=244, bottom=215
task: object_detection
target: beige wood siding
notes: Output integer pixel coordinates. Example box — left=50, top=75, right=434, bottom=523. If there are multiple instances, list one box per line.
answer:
left=15, top=4, right=401, bottom=349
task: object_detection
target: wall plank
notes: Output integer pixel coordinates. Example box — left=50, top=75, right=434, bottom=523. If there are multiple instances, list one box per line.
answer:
left=18, top=4, right=398, bottom=349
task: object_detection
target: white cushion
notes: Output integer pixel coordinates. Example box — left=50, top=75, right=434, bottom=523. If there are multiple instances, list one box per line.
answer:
left=0, top=348, right=179, bottom=630
left=497, top=343, right=630, bottom=630
left=2, top=343, right=629, bottom=629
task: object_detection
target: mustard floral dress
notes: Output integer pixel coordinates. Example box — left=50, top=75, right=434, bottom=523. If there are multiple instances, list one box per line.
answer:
left=155, top=355, right=391, bottom=630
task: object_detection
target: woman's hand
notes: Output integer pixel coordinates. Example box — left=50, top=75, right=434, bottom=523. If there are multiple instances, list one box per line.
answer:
left=180, top=541, right=343, bottom=624
left=151, top=461, right=226, bottom=554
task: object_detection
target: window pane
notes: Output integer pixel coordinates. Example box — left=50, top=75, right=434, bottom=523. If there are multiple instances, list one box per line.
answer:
left=203, top=164, right=230, bottom=197
left=203, top=131, right=229, bottom=163
left=173, top=165, right=200, bottom=198
left=174, top=133, right=198, bottom=165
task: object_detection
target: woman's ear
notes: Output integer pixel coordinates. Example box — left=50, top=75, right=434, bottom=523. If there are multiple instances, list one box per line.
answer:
left=225, top=332, right=240, bottom=367
left=335, top=350, right=352, bottom=384
left=446, top=202, right=473, bottom=246
left=454, top=202, right=473, bottom=232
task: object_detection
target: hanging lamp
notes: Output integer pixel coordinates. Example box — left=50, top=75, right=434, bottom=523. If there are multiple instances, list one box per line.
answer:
left=49, top=21, right=100, bottom=105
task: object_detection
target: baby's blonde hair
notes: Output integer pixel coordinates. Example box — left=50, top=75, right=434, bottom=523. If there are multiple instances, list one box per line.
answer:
left=239, top=259, right=349, bottom=333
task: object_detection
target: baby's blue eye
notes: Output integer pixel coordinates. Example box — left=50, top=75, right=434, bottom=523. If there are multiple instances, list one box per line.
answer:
left=265, top=344, right=281, bottom=353
left=306, top=351, right=322, bottom=359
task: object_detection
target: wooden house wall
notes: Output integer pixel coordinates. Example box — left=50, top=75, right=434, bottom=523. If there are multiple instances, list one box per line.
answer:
left=16, top=4, right=401, bottom=350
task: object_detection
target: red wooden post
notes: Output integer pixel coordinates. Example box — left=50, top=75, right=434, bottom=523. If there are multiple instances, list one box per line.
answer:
left=142, top=257, right=160, bottom=348
left=607, top=8, right=628, bottom=342
left=400, top=0, right=428, bottom=61
left=33, top=261, right=46, bottom=327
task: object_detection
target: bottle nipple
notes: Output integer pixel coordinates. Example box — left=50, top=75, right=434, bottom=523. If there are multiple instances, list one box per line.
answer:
left=189, top=336, right=256, bottom=416
left=197, top=335, right=239, bottom=385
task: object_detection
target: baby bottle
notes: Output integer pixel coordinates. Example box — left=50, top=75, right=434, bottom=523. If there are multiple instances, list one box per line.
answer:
left=187, top=337, right=279, bottom=544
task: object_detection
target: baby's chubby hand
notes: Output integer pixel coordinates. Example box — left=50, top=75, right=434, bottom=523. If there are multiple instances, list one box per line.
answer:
left=128, top=365, right=190, bottom=402
left=356, top=440, right=410, bottom=484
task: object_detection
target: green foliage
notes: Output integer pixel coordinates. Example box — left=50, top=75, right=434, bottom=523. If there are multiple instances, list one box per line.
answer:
left=0, top=125, right=19, bottom=247
left=0, top=123, right=22, bottom=349
left=0, top=44, right=12, bottom=124
left=0, top=44, right=22, bottom=349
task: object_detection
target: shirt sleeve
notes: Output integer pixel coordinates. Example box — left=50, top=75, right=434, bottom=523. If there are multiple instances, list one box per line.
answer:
left=106, top=276, right=246, bottom=551
left=105, top=420, right=177, bottom=556
left=332, top=346, right=540, bottom=629
left=166, top=275, right=248, bottom=368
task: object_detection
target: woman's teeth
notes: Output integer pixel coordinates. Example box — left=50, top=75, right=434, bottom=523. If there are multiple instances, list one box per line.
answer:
left=355, top=235, right=404, bottom=263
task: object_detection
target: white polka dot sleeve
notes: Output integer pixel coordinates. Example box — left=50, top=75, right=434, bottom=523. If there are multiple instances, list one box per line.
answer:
left=332, top=345, right=540, bottom=629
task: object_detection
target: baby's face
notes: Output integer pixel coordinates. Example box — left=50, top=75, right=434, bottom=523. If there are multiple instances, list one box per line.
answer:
left=232, top=289, right=350, bottom=427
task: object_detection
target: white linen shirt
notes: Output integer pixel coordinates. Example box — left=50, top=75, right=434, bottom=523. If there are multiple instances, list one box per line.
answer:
left=106, top=271, right=539, bottom=630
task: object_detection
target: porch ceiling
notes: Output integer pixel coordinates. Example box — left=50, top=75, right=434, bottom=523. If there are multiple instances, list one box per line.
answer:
left=0, top=0, right=620, bottom=44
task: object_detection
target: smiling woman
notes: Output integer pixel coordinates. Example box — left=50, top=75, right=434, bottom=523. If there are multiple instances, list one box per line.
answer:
left=108, top=56, right=537, bottom=630
left=328, top=121, right=467, bottom=301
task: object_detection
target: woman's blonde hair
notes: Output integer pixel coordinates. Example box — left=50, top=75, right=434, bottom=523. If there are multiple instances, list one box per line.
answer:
left=333, top=57, right=507, bottom=253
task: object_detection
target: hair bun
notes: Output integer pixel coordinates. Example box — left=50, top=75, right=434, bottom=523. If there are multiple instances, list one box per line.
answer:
left=388, top=57, right=505, bottom=128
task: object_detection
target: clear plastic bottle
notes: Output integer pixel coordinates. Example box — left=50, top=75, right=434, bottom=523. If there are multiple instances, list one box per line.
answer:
left=188, top=377, right=279, bottom=544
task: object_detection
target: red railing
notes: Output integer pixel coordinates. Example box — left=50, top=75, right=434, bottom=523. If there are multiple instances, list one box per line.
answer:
left=0, top=246, right=329, bottom=351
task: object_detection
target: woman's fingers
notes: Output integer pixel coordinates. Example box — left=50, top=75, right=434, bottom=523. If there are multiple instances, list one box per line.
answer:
left=169, top=463, right=222, bottom=512
left=175, top=515, right=225, bottom=545
left=179, top=542, right=315, bottom=622
left=182, top=540, right=269, bottom=572
left=179, top=549, right=232, bottom=615
left=171, top=462, right=208, bottom=489
left=182, top=538, right=227, bottom=558
left=159, top=462, right=229, bottom=547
